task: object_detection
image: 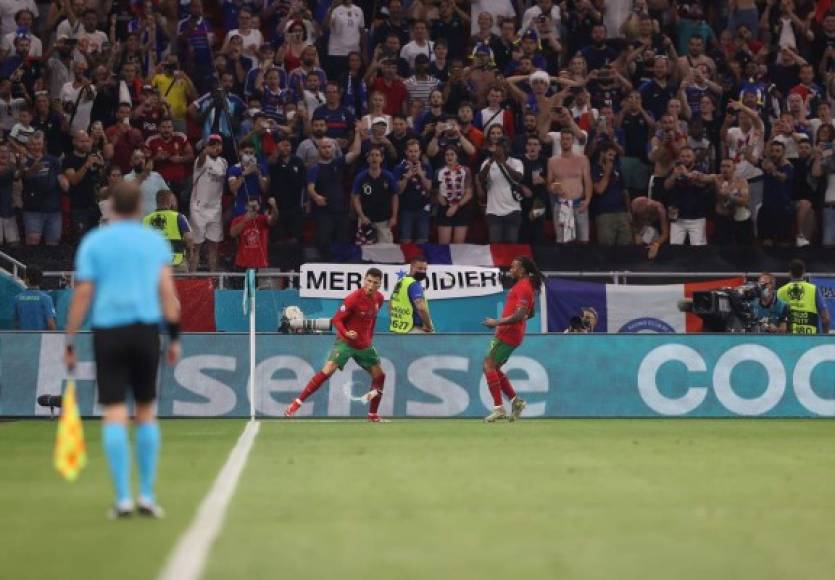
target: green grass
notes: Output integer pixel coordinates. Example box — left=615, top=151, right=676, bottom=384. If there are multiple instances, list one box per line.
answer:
left=5, top=420, right=835, bottom=580
left=1, top=419, right=244, bottom=580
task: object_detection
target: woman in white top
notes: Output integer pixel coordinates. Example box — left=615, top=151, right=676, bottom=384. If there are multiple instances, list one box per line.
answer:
left=361, top=92, right=392, bottom=135
left=223, top=7, right=263, bottom=59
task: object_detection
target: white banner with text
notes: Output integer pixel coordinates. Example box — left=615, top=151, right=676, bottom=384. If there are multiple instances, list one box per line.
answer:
left=299, top=264, right=504, bottom=300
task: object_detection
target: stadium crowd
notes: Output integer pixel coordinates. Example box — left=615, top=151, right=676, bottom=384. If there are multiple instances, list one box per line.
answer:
left=1, top=0, right=835, bottom=271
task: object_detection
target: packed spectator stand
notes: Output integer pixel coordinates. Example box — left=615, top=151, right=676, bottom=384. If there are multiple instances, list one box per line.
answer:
left=1, top=0, right=835, bottom=276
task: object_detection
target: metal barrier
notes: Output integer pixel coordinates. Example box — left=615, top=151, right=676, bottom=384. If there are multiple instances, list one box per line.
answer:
left=0, top=250, right=26, bottom=279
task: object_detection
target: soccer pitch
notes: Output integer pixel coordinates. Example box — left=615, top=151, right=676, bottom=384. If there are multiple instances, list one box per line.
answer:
left=4, top=419, right=835, bottom=580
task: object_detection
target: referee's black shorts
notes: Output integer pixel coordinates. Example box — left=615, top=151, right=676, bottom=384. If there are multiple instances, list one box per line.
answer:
left=93, top=323, right=161, bottom=405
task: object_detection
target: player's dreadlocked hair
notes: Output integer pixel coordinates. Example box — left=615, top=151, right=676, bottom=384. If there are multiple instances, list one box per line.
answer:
left=515, top=256, right=543, bottom=320
left=516, top=256, right=543, bottom=293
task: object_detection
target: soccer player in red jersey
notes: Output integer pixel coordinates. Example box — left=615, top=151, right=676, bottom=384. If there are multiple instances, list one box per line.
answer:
left=481, top=256, right=542, bottom=422
left=284, top=268, right=390, bottom=422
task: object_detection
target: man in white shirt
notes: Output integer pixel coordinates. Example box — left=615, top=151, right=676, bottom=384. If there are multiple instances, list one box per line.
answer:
left=190, top=135, right=228, bottom=271
left=326, top=0, right=364, bottom=78
left=478, top=139, right=525, bottom=243
left=400, top=20, right=434, bottom=71
left=60, top=60, right=96, bottom=133
left=55, top=0, right=85, bottom=40
left=0, top=77, right=26, bottom=131
left=0, top=0, right=37, bottom=36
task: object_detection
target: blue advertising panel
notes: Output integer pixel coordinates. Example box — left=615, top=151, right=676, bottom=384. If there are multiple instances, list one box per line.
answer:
left=3, top=333, right=835, bottom=418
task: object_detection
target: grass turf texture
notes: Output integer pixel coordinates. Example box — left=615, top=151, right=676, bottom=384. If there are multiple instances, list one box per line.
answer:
left=4, top=420, right=835, bottom=579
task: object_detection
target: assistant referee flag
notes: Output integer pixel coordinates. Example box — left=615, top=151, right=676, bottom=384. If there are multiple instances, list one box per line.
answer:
left=54, top=379, right=87, bottom=482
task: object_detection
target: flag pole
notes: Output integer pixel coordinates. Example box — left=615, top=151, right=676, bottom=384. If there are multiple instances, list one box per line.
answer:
left=247, top=269, right=256, bottom=422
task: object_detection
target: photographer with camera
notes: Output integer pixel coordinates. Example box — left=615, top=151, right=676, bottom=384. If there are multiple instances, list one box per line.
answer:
left=189, top=73, right=246, bottom=162
left=564, top=307, right=599, bottom=333
left=749, top=273, right=788, bottom=333
left=63, top=130, right=104, bottom=239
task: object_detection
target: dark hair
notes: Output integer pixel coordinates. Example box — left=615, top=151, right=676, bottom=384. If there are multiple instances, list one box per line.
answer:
left=26, top=265, right=43, bottom=286
left=366, top=267, right=383, bottom=279
left=789, top=259, right=805, bottom=278
left=515, top=256, right=543, bottom=293
left=111, top=181, right=142, bottom=215
left=410, top=255, right=428, bottom=265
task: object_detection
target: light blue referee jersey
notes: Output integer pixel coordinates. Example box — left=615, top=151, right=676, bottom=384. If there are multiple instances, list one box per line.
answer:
left=75, top=221, right=172, bottom=329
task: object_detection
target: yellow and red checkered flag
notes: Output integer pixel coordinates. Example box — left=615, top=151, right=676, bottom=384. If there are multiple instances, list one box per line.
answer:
left=54, top=379, right=87, bottom=482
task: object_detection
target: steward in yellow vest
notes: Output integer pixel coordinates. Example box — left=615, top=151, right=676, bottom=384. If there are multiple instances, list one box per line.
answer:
left=776, top=259, right=831, bottom=334
left=389, top=257, right=435, bottom=333
left=143, top=190, right=193, bottom=270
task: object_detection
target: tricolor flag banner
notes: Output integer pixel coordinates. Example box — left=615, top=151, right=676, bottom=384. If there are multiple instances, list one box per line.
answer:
left=545, top=277, right=744, bottom=333
left=330, top=243, right=532, bottom=268
left=54, top=379, right=87, bottom=482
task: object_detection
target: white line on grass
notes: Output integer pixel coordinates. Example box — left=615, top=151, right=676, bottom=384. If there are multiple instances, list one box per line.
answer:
left=157, top=420, right=261, bottom=580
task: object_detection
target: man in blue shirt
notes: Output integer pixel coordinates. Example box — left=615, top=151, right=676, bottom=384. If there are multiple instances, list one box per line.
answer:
left=228, top=141, right=268, bottom=215
left=64, top=181, right=181, bottom=519
left=750, top=273, right=788, bottom=333
left=313, top=82, right=356, bottom=151
left=13, top=266, right=56, bottom=330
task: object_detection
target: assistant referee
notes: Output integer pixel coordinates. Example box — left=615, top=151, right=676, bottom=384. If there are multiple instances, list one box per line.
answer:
left=64, top=181, right=182, bottom=519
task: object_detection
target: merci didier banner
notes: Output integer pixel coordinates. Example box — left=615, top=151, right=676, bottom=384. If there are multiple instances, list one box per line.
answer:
left=299, top=263, right=504, bottom=300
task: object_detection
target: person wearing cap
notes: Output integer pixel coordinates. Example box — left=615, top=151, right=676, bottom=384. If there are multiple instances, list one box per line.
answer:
left=463, top=40, right=498, bottom=109
left=404, top=53, right=440, bottom=106
left=190, top=134, right=227, bottom=271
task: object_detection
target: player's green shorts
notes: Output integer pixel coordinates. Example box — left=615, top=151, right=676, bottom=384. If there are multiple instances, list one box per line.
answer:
left=485, top=337, right=516, bottom=365
left=327, top=341, right=381, bottom=371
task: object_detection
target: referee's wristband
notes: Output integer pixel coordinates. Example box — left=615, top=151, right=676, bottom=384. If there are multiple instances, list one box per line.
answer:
left=167, top=322, right=181, bottom=341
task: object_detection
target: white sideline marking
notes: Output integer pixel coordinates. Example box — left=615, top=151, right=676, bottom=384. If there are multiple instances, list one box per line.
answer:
left=157, top=420, right=261, bottom=580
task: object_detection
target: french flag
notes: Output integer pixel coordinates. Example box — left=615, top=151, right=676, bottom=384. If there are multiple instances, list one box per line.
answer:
left=331, top=243, right=532, bottom=267
left=545, top=277, right=744, bottom=334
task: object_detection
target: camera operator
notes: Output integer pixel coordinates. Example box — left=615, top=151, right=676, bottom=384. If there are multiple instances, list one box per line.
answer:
left=189, top=73, right=246, bottom=162
left=564, top=307, right=599, bottom=333
left=62, top=129, right=104, bottom=239
left=749, top=274, right=788, bottom=333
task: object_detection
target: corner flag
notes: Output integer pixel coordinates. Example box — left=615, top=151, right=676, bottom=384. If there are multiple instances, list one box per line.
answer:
left=54, top=379, right=87, bottom=482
